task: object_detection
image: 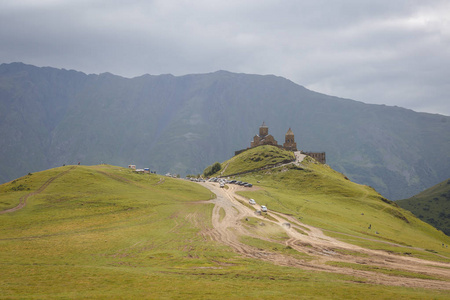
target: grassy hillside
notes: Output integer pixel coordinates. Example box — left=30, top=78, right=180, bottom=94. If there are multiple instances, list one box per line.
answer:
left=397, top=178, right=450, bottom=236
left=229, top=149, right=450, bottom=261
left=217, top=145, right=295, bottom=176
left=1, top=164, right=449, bottom=298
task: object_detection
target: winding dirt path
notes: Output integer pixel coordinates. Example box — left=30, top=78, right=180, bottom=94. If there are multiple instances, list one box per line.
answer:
left=198, top=181, right=450, bottom=290
left=0, top=166, right=76, bottom=215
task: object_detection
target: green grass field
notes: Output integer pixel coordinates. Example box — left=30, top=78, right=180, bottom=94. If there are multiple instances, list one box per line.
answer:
left=1, top=164, right=449, bottom=298
left=234, top=157, right=450, bottom=262
left=218, top=145, right=295, bottom=176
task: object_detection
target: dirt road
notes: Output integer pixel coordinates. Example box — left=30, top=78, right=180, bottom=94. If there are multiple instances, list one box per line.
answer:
left=198, top=181, right=450, bottom=290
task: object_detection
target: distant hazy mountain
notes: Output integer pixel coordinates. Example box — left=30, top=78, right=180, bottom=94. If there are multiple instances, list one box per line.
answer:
left=397, top=178, right=450, bottom=235
left=1, top=62, right=449, bottom=199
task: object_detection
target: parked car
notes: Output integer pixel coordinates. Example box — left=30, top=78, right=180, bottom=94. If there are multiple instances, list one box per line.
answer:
left=244, top=183, right=253, bottom=187
left=249, top=199, right=256, bottom=205
left=261, top=205, right=267, bottom=212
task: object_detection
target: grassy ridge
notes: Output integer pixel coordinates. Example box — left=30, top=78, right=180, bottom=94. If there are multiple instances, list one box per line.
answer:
left=234, top=155, right=450, bottom=261
left=1, top=164, right=449, bottom=298
left=217, top=145, right=295, bottom=176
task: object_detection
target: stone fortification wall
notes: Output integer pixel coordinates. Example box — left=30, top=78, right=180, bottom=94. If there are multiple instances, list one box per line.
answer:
left=303, top=152, right=326, bottom=164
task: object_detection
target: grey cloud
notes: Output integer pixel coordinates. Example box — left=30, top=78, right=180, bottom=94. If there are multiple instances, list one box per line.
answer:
left=0, top=0, right=449, bottom=115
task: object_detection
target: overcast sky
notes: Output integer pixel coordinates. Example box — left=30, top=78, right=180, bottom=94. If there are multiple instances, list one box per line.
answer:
left=1, top=0, right=449, bottom=115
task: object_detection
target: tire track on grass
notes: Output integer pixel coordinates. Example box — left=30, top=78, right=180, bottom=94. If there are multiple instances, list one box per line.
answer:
left=198, top=181, right=450, bottom=290
left=0, top=166, right=76, bottom=215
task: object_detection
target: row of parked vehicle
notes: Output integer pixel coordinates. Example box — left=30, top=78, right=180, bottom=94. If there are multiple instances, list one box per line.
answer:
left=187, top=177, right=206, bottom=182
left=207, top=177, right=253, bottom=188
left=227, top=180, right=253, bottom=187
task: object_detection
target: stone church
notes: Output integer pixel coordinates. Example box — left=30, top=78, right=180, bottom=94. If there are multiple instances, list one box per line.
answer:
left=235, top=122, right=326, bottom=164
left=250, top=122, right=280, bottom=148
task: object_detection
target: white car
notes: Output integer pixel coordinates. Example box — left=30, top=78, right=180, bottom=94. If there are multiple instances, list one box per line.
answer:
left=249, top=199, right=256, bottom=205
left=260, top=205, right=267, bottom=212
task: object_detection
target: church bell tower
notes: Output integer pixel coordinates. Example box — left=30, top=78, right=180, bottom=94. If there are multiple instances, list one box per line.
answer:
left=259, top=121, right=268, bottom=137
left=283, top=128, right=297, bottom=151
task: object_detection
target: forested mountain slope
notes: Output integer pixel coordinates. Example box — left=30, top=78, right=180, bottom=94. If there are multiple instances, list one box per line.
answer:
left=398, top=178, right=450, bottom=235
left=1, top=62, right=449, bottom=199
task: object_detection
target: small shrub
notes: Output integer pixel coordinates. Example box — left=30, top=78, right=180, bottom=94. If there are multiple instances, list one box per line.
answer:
left=203, top=162, right=221, bottom=177
left=10, top=184, right=27, bottom=191
left=425, top=249, right=438, bottom=253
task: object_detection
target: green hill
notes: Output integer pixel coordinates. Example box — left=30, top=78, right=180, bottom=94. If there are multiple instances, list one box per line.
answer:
left=216, top=145, right=295, bottom=176
left=1, top=160, right=449, bottom=298
left=226, top=147, right=450, bottom=257
left=397, top=178, right=450, bottom=236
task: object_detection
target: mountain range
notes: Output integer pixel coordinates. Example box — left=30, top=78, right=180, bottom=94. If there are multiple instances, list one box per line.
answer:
left=1, top=62, right=449, bottom=200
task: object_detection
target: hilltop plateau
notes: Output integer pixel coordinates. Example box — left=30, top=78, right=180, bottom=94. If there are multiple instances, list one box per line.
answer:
left=1, top=147, right=450, bottom=298
left=1, top=62, right=449, bottom=200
